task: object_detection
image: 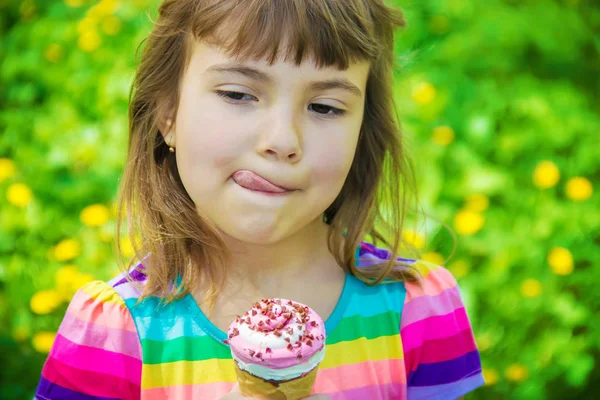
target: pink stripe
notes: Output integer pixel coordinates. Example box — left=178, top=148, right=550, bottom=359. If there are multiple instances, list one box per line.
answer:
left=401, top=286, right=463, bottom=328
left=49, top=333, right=141, bottom=384
left=67, top=289, right=137, bottom=332
left=142, top=382, right=234, bottom=400
left=59, top=311, right=141, bottom=359
left=329, top=383, right=406, bottom=400
left=401, top=307, right=471, bottom=353
left=404, top=328, right=478, bottom=368
left=405, top=266, right=457, bottom=301
left=42, top=356, right=140, bottom=399
left=314, top=359, right=406, bottom=393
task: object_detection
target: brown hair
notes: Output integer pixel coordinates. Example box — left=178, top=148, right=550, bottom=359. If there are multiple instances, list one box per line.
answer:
left=116, top=0, right=430, bottom=310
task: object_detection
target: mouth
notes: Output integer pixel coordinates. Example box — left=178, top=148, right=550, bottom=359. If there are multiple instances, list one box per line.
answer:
left=231, top=170, right=296, bottom=194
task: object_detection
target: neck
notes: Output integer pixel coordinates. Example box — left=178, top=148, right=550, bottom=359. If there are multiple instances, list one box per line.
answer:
left=224, top=217, right=336, bottom=287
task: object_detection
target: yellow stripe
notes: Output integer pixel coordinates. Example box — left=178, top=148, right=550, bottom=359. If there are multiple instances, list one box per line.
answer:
left=142, top=335, right=403, bottom=388
left=79, top=280, right=126, bottom=307
left=412, top=260, right=440, bottom=279
left=321, top=334, right=403, bottom=369
left=142, top=358, right=236, bottom=388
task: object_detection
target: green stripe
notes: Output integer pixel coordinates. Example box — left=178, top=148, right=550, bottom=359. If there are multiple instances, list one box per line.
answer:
left=142, top=335, right=232, bottom=364
left=326, top=310, right=401, bottom=344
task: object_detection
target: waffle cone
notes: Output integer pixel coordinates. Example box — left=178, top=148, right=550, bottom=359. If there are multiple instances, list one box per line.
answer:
left=234, top=362, right=319, bottom=400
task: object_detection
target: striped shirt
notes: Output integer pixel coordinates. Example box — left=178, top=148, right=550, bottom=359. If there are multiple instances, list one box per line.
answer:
left=36, top=241, right=484, bottom=399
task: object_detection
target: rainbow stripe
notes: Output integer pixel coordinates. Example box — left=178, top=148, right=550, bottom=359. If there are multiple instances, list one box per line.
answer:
left=35, top=241, right=484, bottom=399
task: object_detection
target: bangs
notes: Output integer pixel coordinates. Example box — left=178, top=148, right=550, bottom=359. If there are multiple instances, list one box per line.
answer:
left=189, top=0, right=389, bottom=70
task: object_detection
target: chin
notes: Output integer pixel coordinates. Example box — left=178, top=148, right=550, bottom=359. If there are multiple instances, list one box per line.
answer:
left=220, top=221, right=293, bottom=245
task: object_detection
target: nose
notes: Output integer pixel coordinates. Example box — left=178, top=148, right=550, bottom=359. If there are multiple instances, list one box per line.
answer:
left=257, top=105, right=302, bottom=163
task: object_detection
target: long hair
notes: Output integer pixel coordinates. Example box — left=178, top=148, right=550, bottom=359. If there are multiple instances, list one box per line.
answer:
left=116, top=0, right=426, bottom=310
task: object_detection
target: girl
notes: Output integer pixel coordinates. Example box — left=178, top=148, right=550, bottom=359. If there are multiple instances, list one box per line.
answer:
left=35, top=0, right=485, bottom=399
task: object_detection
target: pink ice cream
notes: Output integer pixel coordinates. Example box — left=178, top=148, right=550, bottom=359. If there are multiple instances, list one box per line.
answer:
left=226, top=298, right=326, bottom=381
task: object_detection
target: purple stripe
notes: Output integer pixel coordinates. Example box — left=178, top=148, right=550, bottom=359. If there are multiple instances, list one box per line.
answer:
left=408, top=350, right=482, bottom=386
left=59, top=312, right=141, bottom=359
left=401, top=286, right=463, bottom=328
left=329, top=382, right=406, bottom=400
left=407, top=372, right=485, bottom=400
left=36, top=376, right=118, bottom=400
left=109, top=262, right=148, bottom=288
left=358, top=243, right=417, bottom=265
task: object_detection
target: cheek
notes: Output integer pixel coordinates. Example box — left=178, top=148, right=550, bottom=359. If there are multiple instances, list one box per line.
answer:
left=176, top=93, right=250, bottom=172
left=306, top=129, right=359, bottom=189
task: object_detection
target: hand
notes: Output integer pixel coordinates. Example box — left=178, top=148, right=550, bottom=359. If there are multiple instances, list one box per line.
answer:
left=220, top=383, right=332, bottom=399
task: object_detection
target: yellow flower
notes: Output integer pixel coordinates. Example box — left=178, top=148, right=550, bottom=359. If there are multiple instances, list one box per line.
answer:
left=465, top=194, right=489, bottom=212
left=448, top=259, right=470, bottom=278
left=77, top=16, right=98, bottom=34
left=65, top=0, right=86, bottom=7
left=412, top=82, right=436, bottom=105
left=520, top=279, right=542, bottom=298
left=454, top=210, right=485, bottom=235
left=30, top=290, right=63, bottom=315
left=7, top=183, right=33, bottom=207
left=88, top=0, right=118, bottom=18
left=421, top=252, right=445, bottom=266
left=565, top=177, right=593, bottom=201
left=32, top=332, right=56, bottom=353
left=80, top=204, right=110, bottom=227
left=432, top=126, right=454, bottom=146
left=54, top=239, right=81, bottom=261
left=482, top=368, right=499, bottom=385
left=0, top=158, right=16, bottom=182
left=402, top=230, right=425, bottom=249
left=533, top=160, right=560, bottom=189
left=44, top=44, right=63, bottom=63
left=78, top=30, right=102, bottom=52
left=71, top=273, right=95, bottom=292
left=548, top=247, right=574, bottom=275
left=505, top=364, right=528, bottom=382
left=55, top=265, right=79, bottom=294
left=102, top=16, right=122, bottom=35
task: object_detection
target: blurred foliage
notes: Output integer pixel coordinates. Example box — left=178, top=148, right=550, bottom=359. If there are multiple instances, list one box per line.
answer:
left=0, top=0, right=598, bottom=399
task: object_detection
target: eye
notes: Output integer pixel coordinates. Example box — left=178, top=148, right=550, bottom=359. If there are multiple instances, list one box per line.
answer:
left=308, top=103, right=347, bottom=117
left=216, top=90, right=347, bottom=117
left=216, top=90, right=257, bottom=102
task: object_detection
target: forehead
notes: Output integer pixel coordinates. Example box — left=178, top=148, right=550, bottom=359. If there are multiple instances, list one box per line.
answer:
left=189, top=39, right=371, bottom=93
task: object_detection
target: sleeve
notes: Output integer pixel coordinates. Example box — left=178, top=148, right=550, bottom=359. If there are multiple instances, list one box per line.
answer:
left=400, top=261, right=485, bottom=400
left=35, top=280, right=142, bottom=400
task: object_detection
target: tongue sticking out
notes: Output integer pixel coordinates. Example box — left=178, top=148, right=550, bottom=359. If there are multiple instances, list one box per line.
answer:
left=232, top=170, right=287, bottom=193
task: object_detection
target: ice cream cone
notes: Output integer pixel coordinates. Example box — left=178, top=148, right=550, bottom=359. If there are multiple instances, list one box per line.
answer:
left=226, top=298, right=327, bottom=400
left=235, top=362, right=319, bottom=400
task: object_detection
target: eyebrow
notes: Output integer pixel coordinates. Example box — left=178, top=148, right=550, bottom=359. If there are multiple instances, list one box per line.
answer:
left=205, top=63, right=363, bottom=98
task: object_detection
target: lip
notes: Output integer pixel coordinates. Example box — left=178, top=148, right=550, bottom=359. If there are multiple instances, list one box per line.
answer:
left=231, top=170, right=297, bottom=193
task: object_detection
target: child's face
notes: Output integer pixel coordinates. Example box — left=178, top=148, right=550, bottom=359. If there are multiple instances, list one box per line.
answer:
left=169, top=40, right=370, bottom=244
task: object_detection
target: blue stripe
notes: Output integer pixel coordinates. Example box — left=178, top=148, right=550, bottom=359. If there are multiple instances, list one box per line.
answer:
left=408, top=350, right=483, bottom=386
left=124, top=297, right=208, bottom=341
left=407, top=371, right=485, bottom=400
left=344, top=276, right=406, bottom=318
left=36, top=376, right=119, bottom=400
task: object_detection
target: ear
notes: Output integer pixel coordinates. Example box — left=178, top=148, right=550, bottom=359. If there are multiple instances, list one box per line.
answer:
left=156, top=98, right=177, bottom=147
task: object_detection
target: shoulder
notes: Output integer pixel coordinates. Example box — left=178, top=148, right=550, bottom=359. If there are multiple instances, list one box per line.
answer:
left=36, top=267, right=145, bottom=399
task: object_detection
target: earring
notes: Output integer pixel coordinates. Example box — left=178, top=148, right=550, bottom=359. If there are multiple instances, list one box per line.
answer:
left=166, top=118, right=174, bottom=152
